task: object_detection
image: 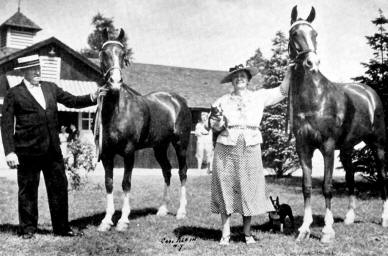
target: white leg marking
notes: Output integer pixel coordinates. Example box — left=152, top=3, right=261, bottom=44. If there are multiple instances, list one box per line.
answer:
left=98, top=193, right=115, bottom=232
left=382, top=200, right=388, bottom=227
left=297, top=206, right=312, bottom=240
left=157, top=184, right=169, bottom=216
left=298, top=206, right=313, bottom=232
left=322, top=209, right=335, bottom=234
left=321, top=209, right=335, bottom=243
left=176, top=185, right=187, bottom=220
left=116, top=192, right=131, bottom=232
left=344, top=195, right=356, bottom=225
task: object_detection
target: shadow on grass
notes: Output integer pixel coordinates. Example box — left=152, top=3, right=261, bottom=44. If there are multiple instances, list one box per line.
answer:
left=266, top=175, right=383, bottom=199
left=0, top=224, right=51, bottom=235
left=173, top=214, right=347, bottom=242
left=69, top=207, right=158, bottom=229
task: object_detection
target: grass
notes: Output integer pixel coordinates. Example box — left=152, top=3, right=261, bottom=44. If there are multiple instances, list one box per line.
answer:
left=0, top=172, right=387, bottom=256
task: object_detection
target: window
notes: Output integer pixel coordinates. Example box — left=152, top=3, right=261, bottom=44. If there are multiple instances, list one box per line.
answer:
left=81, top=112, right=94, bottom=130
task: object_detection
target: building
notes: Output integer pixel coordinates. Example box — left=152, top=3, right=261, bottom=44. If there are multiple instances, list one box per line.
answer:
left=0, top=10, right=230, bottom=168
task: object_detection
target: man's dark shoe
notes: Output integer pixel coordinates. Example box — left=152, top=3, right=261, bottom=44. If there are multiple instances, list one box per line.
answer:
left=21, top=232, right=35, bottom=239
left=54, top=229, right=83, bottom=237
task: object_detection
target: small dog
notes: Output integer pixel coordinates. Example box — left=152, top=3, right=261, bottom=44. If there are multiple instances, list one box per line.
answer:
left=268, top=196, right=294, bottom=232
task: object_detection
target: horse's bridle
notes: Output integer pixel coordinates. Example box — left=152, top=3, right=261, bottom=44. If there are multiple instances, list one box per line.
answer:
left=288, top=21, right=317, bottom=64
left=100, top=40, right=125, bottom=83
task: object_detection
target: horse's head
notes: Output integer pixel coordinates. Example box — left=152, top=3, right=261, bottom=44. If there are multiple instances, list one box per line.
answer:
left=289, top=6, right=320, bottom=73
left=99, top=28, right=130, bottom=89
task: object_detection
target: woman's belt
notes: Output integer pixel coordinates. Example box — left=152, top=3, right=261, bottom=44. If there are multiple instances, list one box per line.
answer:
left=227, top=125, right=260, bottom=130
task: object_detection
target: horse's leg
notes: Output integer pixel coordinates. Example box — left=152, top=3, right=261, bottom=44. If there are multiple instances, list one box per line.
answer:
left=340, top=149, right=356, bottom=225
left=153, top=144, right=172, bottom=217
left=116, top=153, right=134, bottom=232
left=320, top=142, right=336, bottom=243
left=296, top=144, right=314, bottom=241
left=98, top=155, right=115, bottom=232
left=172, top=140, right=188, bottom=220
left=368, top=139, right=388, bottom=227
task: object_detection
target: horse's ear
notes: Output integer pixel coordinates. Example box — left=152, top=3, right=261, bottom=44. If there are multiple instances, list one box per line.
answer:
left=276, top=196, right=279, bottom=205
left=270, top=196, right=274, bottom=203
left=117, top=28, right=125, bottom=42
left=306, top=7, right=316, bottom=23
left=291, top=5, right=298, bottom=24
left=102, top=28, right=109, bottom=42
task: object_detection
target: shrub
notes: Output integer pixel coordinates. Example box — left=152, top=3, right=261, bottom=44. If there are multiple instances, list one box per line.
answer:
left=261, top=100, right=299, bottom=177
left=351, top=145, right=378, bottom=183
left=65, top=140, right=97, bottom=189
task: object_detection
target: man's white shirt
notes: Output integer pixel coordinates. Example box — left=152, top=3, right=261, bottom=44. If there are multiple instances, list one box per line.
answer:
left=24, top=79, right=46, bottom=109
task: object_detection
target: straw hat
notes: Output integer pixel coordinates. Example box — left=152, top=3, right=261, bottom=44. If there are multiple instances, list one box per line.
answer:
left=14, top=54, right=40, bottom=70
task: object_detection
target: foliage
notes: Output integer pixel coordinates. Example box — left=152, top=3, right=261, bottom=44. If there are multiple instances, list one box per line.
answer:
left=352, top=9, right=388, bottom=181
left=80, top=12, right=134, bottom=60
left=248, top=31, right=299, bottom=176
left=64, top=140, right=97, bottom=189
left=351, top=145, right=378, bottom=183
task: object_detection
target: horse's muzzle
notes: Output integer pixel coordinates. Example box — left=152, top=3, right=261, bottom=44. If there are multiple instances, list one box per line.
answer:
left=304, top=52, right=320, bottom=72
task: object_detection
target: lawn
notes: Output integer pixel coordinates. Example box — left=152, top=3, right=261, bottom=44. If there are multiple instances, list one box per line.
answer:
left=0, top=171, right=387, bottom=256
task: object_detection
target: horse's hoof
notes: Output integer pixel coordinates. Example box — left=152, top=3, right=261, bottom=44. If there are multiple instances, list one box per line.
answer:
left=382, top=218, right=388, bottom=227
left=116, top=220, right=129, bottom=232
left=98, top=222, right=112, bottom=232
left=176, top=209, right=186, bottom=220
left=296, top=230, right=310, bottom=241
left=320, top=232, right=335, bottom=243
left=157, top=206, right=168, bottom=216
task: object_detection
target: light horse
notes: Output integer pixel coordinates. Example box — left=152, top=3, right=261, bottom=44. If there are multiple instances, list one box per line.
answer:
left=94, top=29, right=192, bottom=232
left=287, top=6, right=388, bottom=242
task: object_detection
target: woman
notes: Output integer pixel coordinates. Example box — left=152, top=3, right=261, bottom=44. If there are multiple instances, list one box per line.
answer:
left=59, top=125, right=69, bottom=158
left=209, top=64, right=290, bottom=245
left=194, top=112, right=213, bottom=173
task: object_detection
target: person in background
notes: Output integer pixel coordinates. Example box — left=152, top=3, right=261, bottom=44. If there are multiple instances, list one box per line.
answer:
left=67, top=124, right=79, bottom=143
left=59, top=125, right=69, bottom=158
left=208, top=64, right=291, bottom=245
left=194, top=112, right=213, bottom=173
left=1, top=54, right=107, bottom=239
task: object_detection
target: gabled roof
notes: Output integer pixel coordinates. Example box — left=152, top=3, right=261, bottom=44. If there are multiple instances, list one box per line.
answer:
left=89, top=59, right=230, bottom=108
left=0, top=37, right=101, bottom=74
left=0, top=11, right=41, bottom=31
left=123, top=63, right=229, bottom=108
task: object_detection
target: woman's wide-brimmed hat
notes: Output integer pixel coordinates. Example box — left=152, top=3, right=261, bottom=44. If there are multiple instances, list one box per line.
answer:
left=220, top=64, right=259, bottom=84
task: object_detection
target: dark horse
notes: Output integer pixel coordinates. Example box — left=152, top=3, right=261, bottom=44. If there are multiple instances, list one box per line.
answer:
left=94, top=29, right=192, bottom=232
left=288, top=6, right=388, bottom=242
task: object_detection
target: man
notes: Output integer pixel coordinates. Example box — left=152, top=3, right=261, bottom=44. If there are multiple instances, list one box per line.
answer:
left=194, top=112, right=213, bottom=173
left=1, top=54, right=107, bottom=239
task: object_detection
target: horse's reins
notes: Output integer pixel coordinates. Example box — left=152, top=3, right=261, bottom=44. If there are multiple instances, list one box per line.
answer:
left=94, top=40, right=125, bottom=161
left=286, top=20, right=317, bottom=140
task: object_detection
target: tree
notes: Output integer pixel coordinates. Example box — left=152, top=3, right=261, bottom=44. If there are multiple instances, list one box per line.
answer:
left=352, top=9, right=388, bottom=181
left=81, top=13, right=133, bottom=60
left=254, top=31, right=299, bottom=176
left=353, top=9, right=388, bottom=98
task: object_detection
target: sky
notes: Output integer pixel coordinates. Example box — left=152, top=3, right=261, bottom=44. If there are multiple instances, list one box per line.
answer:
left=1, top=0, right=388, bottom=82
